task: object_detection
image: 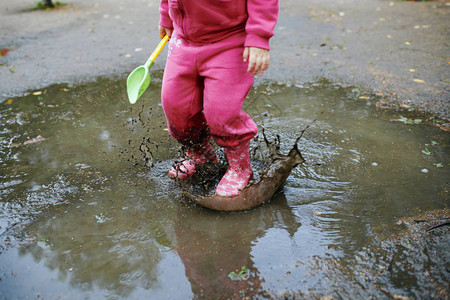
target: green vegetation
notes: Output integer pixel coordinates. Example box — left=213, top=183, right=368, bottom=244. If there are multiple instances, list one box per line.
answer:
left=228, top=266, right=249, bottom=280
left=34, top=1, right=66, bottom=10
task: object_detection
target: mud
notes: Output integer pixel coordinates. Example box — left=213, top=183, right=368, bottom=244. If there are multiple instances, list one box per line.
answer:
left=182, top=131, right=306, bottom=212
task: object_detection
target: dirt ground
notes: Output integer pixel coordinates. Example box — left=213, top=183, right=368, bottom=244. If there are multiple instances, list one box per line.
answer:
left=0, top=0, right=448, bottom=122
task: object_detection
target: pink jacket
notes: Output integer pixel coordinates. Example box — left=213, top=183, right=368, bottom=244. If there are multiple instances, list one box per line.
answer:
left=159, top=0, right=278, bottom=50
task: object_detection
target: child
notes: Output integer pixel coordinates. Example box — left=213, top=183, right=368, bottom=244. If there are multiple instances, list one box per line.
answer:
left=159, top=0, right=278, bottom=197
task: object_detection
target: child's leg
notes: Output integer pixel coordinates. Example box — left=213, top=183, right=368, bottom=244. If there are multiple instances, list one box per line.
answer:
left=162, top=36, right=209, bottom=147
left=198, top=33, right=257, bottom=196
left=162, top=35, right=218, bottom=179
left=198, top=33, right=257, bottom=148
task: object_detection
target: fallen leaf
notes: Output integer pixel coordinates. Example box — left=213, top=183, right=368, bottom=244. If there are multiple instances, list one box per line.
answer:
left=376, top=102, right=391, bottom=110
left=0, top=49, right=9, bottom=56
left=422, top=148, right=432, bottom=156
left=413, top=25, right=420, bottom=29
left=95, top=213, right=111, bottom=223
left=60, top=88, right=69, bottom=92
left=311, top=53, right=318, bottom=56
left=439, top=123, right=450, bottom=131
left=422, top=25, right=430, bottom=29
left=413, top=79, right=425, bottom=83
left=32, top=91, right=43, bottom=96
left=409, top=69, right=416, bottom=72
left=315, top=212, right=323, bottom=216
left=4, top=99, right=14, bottom=105
left=359, top=96, right=370, bottom=100
left=393, top=116, right=410, bottom=123
left=386, top=35, right=393, bottom=39
left=404, top=42, right=411, bottom=45
left=24, top=135, right=46, bottom=145
left=393, top=294, right=410, bottom=300
left=125, top=54, right=132, bottom=58
left=392, top=116, right=421, bottom=125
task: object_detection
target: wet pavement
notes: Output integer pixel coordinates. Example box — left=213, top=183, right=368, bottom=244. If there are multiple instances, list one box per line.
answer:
left=0, top=78, right=448, bottom=298
left=0, top=0, right=449, bottom=120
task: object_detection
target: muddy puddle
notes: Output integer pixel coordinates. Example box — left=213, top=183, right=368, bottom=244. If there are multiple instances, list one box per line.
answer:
left=0, top=76, right=448, bottom=299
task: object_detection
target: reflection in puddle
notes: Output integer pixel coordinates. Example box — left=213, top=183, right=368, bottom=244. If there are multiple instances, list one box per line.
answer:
left=0, top=77, right=448, bottom=298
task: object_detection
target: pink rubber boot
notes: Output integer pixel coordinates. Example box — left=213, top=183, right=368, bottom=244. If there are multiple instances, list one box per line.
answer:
left=169, top=142, right=218, bottom=180
left=215, top=140, right=252, bottom=197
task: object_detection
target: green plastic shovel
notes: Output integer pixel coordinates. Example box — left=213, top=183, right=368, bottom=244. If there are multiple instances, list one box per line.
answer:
left=126, top=35, right=169, bottom=104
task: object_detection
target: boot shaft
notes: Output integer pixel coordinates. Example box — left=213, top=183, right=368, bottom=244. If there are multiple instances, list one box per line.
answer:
left=224, top=140, right=251, bottom=170
left=189, top=141, right=217, bottom=163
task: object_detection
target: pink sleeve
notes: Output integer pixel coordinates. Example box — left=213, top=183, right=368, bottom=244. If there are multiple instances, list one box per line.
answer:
left=244, top=0, right=279, bottom=50
left=159, top=0, right=173, bottom=29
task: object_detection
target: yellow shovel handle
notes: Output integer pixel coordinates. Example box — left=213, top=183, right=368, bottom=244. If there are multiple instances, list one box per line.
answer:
left=149, top=35, right=169, bottom=63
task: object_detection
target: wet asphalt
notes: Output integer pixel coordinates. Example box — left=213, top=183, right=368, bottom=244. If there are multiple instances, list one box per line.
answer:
left=0, top=0, right=448, bottom=121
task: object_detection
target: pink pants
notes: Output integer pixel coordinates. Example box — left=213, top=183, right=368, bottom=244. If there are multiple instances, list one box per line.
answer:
left=161, top=31, right=257, bottom=149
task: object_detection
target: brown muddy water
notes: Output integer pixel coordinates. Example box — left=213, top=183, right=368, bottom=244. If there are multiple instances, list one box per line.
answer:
left=0, top=76, right=448, bottom=299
